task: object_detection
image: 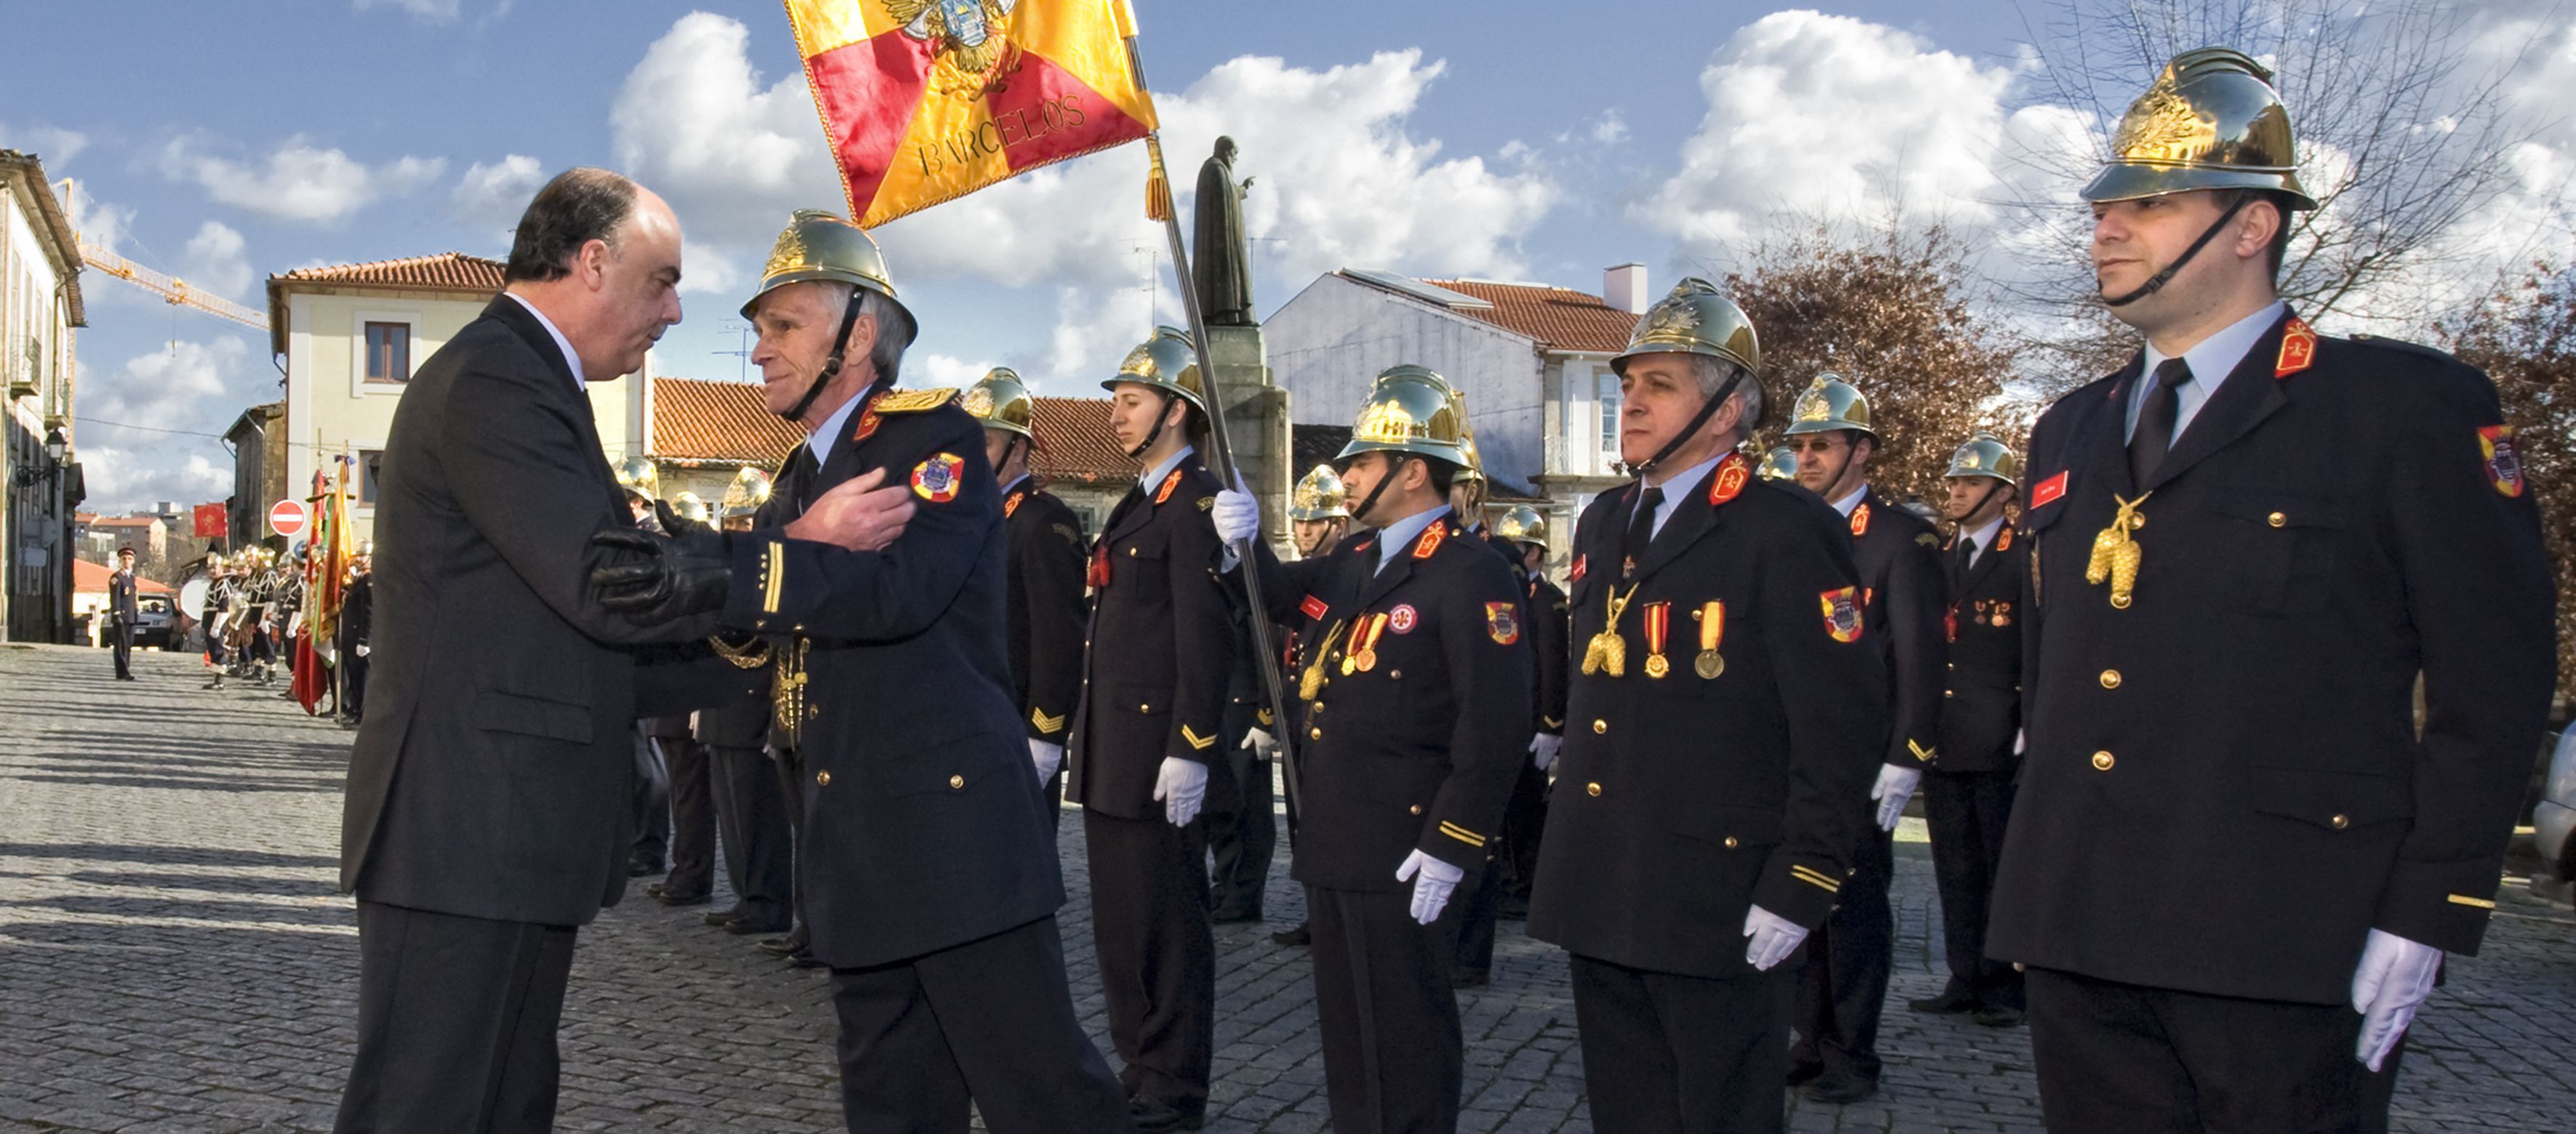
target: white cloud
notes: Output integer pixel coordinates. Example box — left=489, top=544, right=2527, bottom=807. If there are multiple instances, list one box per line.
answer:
left=0, top=121, right=89, bottom=166
left=915, top=353, right=1000, bottom=390
left=353, top=0, right=460, bottom=21
left=160, top=135, right=446, bottom=225
left=610, top=12, right=841, bottom=249
left=451, top=154, right=546, bottom=234
left=1639, top=12, right=2020, bottom=257
left=74, top=337, right=265, bottom=511
left=180, top=220, right=253, bottom=300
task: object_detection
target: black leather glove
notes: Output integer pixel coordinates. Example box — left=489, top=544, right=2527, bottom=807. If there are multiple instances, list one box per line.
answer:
left=590, top=524, right=734, bottom=627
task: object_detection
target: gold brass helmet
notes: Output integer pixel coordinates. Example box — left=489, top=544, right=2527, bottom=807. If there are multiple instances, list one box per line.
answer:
left=615, top=455, right=659, bottom=502
left=1288, top=464, right=1350, bottom=521
left=1339, top=364, right=1469, bottom=467
left=721, top=466, right=774, bottom=519
left=1759, top=445, right=1799, bottom=482
left=960, top=367, right=1037, bottom=438
left=741, top=209, right=912, bottom=323
left=1612, top=277, right=1762, bottom=379
left=2086, top=47, right=2316, bottom=209
left=1782, top=373, right=1876, bottom=441
left=1454, top=423, right=1488, bottom=486
left=1493, top=504, right=1547, bottom=547
left=1945, top=433, right=2022, bottom=486
left=670, top=491, right=712, bottom=527
left=1103, top=326, right=1208, bottom=411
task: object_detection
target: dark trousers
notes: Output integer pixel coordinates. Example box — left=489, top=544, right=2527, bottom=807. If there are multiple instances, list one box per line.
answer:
left=774, top=747, right=811, bottom=944
left=334, top=900, right=578, bottom=1134
left=1923, top=767, right=2021, bottom=1008
left=1083, top=808, right=1214, bottom=1108
left=1205, top=745, right=1275, bottom=918
left=1452, top=853, right=1501, bottom=976
left=340, top=651, right=369, bottom=717
left=829, top=915, right=1129, bottom=1134
left=630, top=733, right=671, bottom=869
left=110, top=622, right=133, bottom=677
left=1789, top=825, right=1893, bottom=1080
left=2025, top=967, right=2401, bottom=1133
left=662, top=736, right=715, bottom=898
left=1571, top=953, right=1794, bottom=1134
left=1310, top=885, right=1464, bottom=1134
left=1499, top=760, right=1549, bottom=901
left=710, top=744, right=793, bottom=924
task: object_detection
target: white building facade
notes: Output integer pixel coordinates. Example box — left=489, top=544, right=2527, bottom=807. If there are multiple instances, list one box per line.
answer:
left=1, top=150, right=87, bottom=643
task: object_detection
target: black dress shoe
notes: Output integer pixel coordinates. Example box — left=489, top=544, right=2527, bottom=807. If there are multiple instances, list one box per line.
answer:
left=648, top=885, right=711, bottom=907
left=1973, top=1005, right=2026, bottom=1029
left=1908, top=986, right=1983, bottom=1015
left=787, top=949, right=826, bottom=970
left=726, top=915, right=794, bottom=936
left=761, top=935, right=809, bottom=957
left=705, top=908, right=743, bottom=926
left=627, top=858, right=665, bottom=877
left=1783, top=1061, right=1824, bottom=1087
left=1128, top=1096, right=1206, bottom=1133
left=1269, top=922, right=1311, bottom=946
left=1801, top=1071, right=1878, bottom=1106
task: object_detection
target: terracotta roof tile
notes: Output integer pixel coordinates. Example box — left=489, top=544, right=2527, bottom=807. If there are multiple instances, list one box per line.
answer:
left=267, top=252, right=507, bottom=353
left=1028, top=395, right=1132, bottom=486
left=644, top=379, right=1136, bottom=487
left=74, top=558, right=172, bottom=594
left=1418, top=278, right=1639, bottom=354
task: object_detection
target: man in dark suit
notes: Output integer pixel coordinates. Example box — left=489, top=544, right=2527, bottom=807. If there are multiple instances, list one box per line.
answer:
left=1064, top=327, right=1237, bottom=1133
left=108, top=547, right=140, bottom=680
left=1989, top=49, right=2556, bottom=1133
left=593, top=209, right=1129, bottom=1133
left=1529, top=280, right=1887, bottom=1134
left=1780, top=373, right=1947, bottom=1106
left=333, top=171, right=913, bottom=1133
left=960, top=366, right=1090, bottom=826
left=1909, top=433, right=2027, bottom=1026
left=1219, top=365, right=1533, bottom=1133
left=334, top=547, right=372, bottom=723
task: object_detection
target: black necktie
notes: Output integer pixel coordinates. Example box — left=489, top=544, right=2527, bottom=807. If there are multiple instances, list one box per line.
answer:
left=1952, top=534, right=1977, bottom=584
left=1624, top=486, right=1664, bottom=572
left=2130, top=358, right=2191, bottom=486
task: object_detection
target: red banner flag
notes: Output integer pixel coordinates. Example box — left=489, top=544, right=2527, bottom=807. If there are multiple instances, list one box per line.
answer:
left=193, top=502, right=227, bottom=539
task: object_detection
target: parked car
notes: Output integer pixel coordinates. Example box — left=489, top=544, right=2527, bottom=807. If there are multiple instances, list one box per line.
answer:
left=128, top=595, right=176, bottom=651
left=2537, top=726, right=2576, bottom=909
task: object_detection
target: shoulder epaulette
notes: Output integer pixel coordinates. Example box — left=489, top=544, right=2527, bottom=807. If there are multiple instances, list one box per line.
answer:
left=875, top=387, right=958, bottom=414
left=2347, top=333, right=2458, bottom=363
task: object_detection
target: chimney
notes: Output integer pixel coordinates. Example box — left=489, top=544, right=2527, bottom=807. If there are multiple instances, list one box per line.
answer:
left=1604, top=262, right=1648, bottom=314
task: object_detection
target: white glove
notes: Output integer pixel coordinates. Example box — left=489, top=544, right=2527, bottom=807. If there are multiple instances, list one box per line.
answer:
left=1744, top=904, right=1807, bottom=970
left=1212, top=487, right=1260, bottom=545
left=1152, top=755, right=1208, bottom=827
left=355, top=643, right=369, bottom=657
left=2351, top=928, right=2442, bottom=1071
left=1870, top=764, right=1921, bottom=832
left=1395, top=849, right=1466, bottom=925
left=1241, top=726, right=1275, bottom=757
left=1529, top=732, right=1563, bottom=771
left=2012, top=727, right=2026, bottom=755
left=1029, top=739, right=1064, bottom=783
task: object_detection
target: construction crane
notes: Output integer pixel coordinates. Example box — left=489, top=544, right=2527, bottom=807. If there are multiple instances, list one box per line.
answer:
left=57, top=179, right=270, bottom=334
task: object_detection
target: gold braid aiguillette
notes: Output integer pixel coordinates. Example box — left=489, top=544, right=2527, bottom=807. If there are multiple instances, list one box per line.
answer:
left=1582, top=584, right=1640, bottom=677
left=2087, top=492, right=2151, bottom=609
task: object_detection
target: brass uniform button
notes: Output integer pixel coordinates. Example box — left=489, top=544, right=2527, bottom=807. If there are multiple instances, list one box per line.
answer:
left=1408, top=804, right=1422, bottom=816
left=2099, top=669, right=2122, bottom=689
left=949, top=775, right=964, bottom=790
left=1592, top=719, right=1608, bottom=735
left=1310, top=727, right=1323, bottom=741
left=1944, top=689, right=1955, bottom=698
left=1586, top=782, right=1602, bottom=797
left=816, top=770, right=832, bottom=787
left=1388, top=669, right=1402, bottom=680
left=2268, top=512, right=2287, bottom=528
left=1128, top=547, right=1139, bottom=556
left=1723, top=836, right=1740, bottom=850
left=2090, top=751, right=2114, bottom=771
left=1312, top=702, right=1325, bottom=715
left=1139, top=703, right=1151, bottom=712
left=2330, top=814, right=2349, bottom=830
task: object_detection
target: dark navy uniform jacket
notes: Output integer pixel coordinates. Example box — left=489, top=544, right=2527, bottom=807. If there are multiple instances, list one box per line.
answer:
left=1842, top=486, right=1948, bottom=771
left=1528, top=453, right=1888, bottom=979
left=1988, top=311, right=2556, bottom=1005
left=1935, top=518, right=2026, bottom=774
left=1000, top=480, right=1089, bottom=744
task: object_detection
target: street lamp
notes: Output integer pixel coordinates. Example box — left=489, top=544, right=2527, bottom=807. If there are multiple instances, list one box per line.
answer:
left=15, top=426, right=68, bottom=488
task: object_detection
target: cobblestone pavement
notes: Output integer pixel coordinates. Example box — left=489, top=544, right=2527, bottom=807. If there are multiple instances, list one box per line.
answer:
left=4, top=643, right=2571, bottom=1132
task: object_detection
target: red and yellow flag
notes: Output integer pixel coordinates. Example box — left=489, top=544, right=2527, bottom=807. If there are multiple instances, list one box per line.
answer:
left=788, top=0, right=1160, bottom=228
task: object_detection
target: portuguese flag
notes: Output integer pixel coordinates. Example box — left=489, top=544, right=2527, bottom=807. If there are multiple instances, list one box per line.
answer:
left=787, top=0, right=1161, bottom=228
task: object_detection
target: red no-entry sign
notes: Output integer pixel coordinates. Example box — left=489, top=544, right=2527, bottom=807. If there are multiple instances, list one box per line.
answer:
left=268, top=499, right=309, bottom=539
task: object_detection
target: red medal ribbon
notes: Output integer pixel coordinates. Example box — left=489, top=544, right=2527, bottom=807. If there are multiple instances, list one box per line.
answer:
left=1642, top=600, right=1670, bottom=657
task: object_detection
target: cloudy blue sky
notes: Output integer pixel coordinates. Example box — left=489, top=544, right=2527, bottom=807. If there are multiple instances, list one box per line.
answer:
left=4, top=1, right=2569, bottom=512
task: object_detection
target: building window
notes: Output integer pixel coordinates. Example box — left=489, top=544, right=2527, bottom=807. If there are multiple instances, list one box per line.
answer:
left=357, top=451, right=385, bottom=506
left=1596, top=371, right=1621, bottom=470
left=364, top=323, right=412, bottom=383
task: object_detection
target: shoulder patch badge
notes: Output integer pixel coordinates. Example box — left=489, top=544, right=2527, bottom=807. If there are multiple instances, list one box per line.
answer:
left=1915, top=532, right=1940, bottom=547
left=1300, top=594, right=1330, bottom=621
left=1570, top=554, right=1588, bottom=584
left=1413, top=521, right=1446, bottom=559
left=1485, top=601, right=1521, bottom=646
left=2030, top=470, right=2069, bottom=510
left=1155, top=469, right=1182, bottom=504
left=1388, top=603, right=1419, bottom=635
left=1709, top=452, right=1752, bottom=506
left=875, top=387, right=959, bottom=414
left=1003, top=489, right=1026, bottom=518
left=1820, top=587, right=1864, bottom=643
left=2479, top=425, right=2526, bottom=497
left=1197, top=495, right=1215, bottom=512
left=1850, top=503, right=1871, bottom=537
left=911, top=453, right=964, bottom=502
left=2275, top=317, right=2316, bottom=379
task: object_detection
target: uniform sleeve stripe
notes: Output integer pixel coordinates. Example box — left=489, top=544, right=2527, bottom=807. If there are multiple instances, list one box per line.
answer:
left=1030, top=708, right=1066, bottom=733
left=1438, top=822, right=1487, bottom=848
left=1179, top=725, right=1218, bottom=751
left=1907, top=739, right=1937, bottom=762
left=762, top=542, right=785, bottom=615
left=1790, top=865, right=1844, bottom=893
left=2447, top=894, right=2497, bottom=909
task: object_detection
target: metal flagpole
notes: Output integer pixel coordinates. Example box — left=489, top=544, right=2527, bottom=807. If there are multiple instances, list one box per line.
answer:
left=1139, top=126, right=1302, bottom=824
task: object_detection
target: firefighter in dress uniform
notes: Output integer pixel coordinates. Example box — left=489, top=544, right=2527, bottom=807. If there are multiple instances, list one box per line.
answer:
left=1527, top=279, right=1887, bottom=1134
left=1906, top=433, right=2027, bottom=1026
left=1986, top=49, right=2555, bottom=1133
left=1491, top=504, right=1568, bottom=919
left=1779, top=373, right=1949, bottom=1106
left=1063, top=327, right=1237, bottom=1133
left=1269, top=463, right=1357, bottom=949
left=1443, top=419, right=1536, bottom=986
left=1213, top=364, right=1533, bottom=1133
left=962, top=367, right=1091, bottom=827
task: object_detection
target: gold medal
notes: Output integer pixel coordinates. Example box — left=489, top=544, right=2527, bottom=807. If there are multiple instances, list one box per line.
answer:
left=1641, top=601, right=1672, bottom=679
left=1347, top=613, right=1388, bottom=675
left=1696, top=600, right=1725, bottom=680
left=1694, top=651, right=1725, bottom=679
left=1355, top=649, right=1378, bottom=672
left=1340, top=654, right=1358, bottom=677
left=1644, top=654, right=1669, bottom=679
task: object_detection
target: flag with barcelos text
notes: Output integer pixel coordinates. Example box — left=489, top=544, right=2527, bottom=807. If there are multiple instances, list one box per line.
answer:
left=787, top=0, right=1160, bottom=228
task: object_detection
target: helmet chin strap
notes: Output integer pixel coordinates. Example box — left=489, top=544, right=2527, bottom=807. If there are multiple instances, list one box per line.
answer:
left=1618, top=370, right=1745, bottom=478
left=2101, top=193, right=2252, bottom=308
left=1123, top=391, right=1179, bottom=460
left=1959, top=478, right=2005, bottom=526
left=781, top=289, right=870, bottom=423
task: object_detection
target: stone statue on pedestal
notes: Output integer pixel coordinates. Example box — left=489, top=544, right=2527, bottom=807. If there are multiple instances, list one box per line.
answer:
left=1192, top=136, right=1254, bottom=326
